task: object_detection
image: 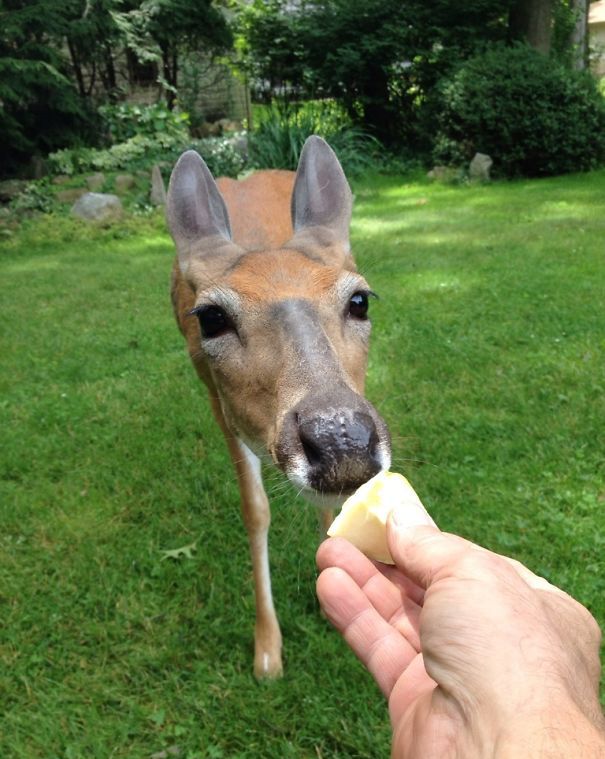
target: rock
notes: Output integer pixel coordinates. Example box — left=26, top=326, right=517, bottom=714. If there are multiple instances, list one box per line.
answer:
left=150, top=165, right=167, bottom=206
left=52, top=175, right=71, bottom=185
left=227, top=134, right=248, bottom=159
left=56, top=187, right=87, bottom=204
left=469, top=153, right=493, bottom=182
left=85, top=172, right=105, bottom=191
left=218, top=118, right=241, bottom=133
left=0, top=179, right=28, bottom=203
left=71, top=193, right=123, bottom=222
left=427, top=166, right=459, bottom=183
left=200, top=120, right=222, bottom=137
left=114, top=173, right=135, bottom=194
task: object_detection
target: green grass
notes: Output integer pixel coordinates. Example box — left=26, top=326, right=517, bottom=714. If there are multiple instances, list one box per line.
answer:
left=1, top=168, right=605, bottom=757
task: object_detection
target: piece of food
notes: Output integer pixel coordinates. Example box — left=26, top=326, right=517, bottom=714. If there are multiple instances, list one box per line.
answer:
left=327, top=471, right=435, bottom=564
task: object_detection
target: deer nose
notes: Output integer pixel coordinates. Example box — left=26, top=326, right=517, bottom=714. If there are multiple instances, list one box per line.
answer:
left=295, top=405, right=382, bottom=494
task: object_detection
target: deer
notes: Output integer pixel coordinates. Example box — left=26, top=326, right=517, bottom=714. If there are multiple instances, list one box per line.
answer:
left=167, top=136, right=391, bottom=679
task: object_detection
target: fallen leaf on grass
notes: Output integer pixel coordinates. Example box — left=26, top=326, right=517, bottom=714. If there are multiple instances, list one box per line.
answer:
left=160, top=542, right=197, bottom=561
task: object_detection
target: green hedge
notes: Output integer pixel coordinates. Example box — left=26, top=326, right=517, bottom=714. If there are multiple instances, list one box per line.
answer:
left=434, top=44, right=605, bottom=178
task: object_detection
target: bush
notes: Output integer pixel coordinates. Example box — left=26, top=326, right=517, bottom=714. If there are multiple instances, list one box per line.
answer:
left=99, top=102, right=190, bottom=143
left=248, top=101, right=381, bottom=176
left=434, top=44, right=605, bottom=178
left=48, top=132, right=246, bottom=179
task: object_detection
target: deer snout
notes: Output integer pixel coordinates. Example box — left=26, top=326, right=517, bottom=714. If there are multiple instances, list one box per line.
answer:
left=276, top=391, right=390, bottom=496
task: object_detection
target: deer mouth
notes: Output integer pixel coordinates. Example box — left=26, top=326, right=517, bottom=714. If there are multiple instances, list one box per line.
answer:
left=274, top=390, right=391, bottom=499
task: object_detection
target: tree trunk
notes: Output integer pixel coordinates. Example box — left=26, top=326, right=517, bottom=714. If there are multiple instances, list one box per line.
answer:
left=509, top=0, right=554, bottom=54
left=569, top=0, right=589, bottom=69
left=161, top=44, right=177, bottom=109
left=362, top=64, right=395, bottom=144
left=104, top=43, right=117, bottom=98
left=66, top=37, right=86, bottom=98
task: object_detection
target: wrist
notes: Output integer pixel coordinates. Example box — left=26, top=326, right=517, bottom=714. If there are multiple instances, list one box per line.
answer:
left=494, top=701, right=605, bottom=758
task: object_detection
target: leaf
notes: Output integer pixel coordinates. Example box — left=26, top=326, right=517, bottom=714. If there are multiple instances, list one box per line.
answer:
left=160, top=542, right=197, bottom=561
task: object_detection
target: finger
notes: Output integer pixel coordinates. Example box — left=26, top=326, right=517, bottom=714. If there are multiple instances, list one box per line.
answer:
left=375, top=562, right=425, bottom=606
left=386, top=517, right=477, bottom=589
left=317, top=538, right=423, bottom=650
left=318, top=536, right=424, bottom=607
left=317, top=566, right=418, bottom=697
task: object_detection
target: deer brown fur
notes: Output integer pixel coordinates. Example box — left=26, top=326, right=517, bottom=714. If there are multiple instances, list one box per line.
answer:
left=167, top=136, right=390, bottom=678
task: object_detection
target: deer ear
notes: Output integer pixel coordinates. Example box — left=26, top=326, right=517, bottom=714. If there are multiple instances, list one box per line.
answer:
left=291, top=136, right=352, bottom=245
left=167, top=150, right=232, bottom=270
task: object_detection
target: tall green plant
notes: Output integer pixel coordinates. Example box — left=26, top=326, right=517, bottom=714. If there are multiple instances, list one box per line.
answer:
left=248, top=102, right=379, bottom=176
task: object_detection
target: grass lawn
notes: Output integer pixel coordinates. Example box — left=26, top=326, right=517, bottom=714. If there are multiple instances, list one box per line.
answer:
left=1, top=167, right=604, bottom=758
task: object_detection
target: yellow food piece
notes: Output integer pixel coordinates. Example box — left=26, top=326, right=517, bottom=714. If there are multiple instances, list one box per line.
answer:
left=327, top=471, right=429, bottom=564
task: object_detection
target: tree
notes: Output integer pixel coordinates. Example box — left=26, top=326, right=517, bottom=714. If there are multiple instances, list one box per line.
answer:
left=236, top=0, right=515, bottom=145
left=568, top=0, right=589, bottom=68
left=114, top=0, right=232, bottom=108
left=64, top=0, right=123, bottom=100
left=508, top=0, right=554, bottom=53
left=0, top=0, right=98, bottom=174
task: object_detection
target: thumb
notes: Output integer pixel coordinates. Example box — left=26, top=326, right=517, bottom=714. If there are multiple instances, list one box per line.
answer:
left=387, top=512, right=476, bottom=590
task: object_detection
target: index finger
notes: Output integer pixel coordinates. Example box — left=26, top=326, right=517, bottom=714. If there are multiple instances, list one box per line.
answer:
left=317, top=566, right=419, bottom=698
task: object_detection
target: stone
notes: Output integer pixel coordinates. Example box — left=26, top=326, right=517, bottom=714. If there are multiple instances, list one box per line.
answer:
left=0, top=179, right=28, bottom=203
left=469, top=152, right=493, bottom=182
left=114, top=173, right=135, bottom=194
left=150, top=165, right=167, bottom=206
left=56, top=187, right=87, bottom=204
left=85, top=172, right=105, bottom=191
left=71, top=193, right=123, bottom=222
left=227, top=134, right=248, bottom=159
left=52, top=175, right=71, bottom=185
left=218, top=118, right=241, bottom=133
left=427, top=166, right=459, bottom=183
left=201, top=120, right=222, bottom=137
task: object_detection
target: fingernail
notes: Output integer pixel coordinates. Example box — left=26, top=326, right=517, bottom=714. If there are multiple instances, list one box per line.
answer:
left=389, top=503, right=438, bottom=530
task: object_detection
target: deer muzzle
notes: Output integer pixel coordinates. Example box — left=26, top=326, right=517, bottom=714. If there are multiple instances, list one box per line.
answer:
left=276, top=389, right=390, bottom=496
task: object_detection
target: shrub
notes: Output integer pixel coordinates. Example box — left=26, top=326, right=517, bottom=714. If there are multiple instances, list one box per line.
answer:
left=434, top=44, right=605, bottom=178
left=9, top=179, right=55, bottom=214
left=48, top=132, right=246, bottom=179
left=99, top=102, right=190, bottom=143
left=248, top=101, right=380, bottom=176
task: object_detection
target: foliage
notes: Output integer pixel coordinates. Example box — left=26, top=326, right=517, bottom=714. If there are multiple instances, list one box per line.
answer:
left=8, top=179, right=55, bottom=214
left=0, top=0, right=100, bottom=176
left=2, top=169, right=605, bottom=755
left=0, top=0, right=234, bottom=175
left=112, top=0, right=233, bottom=107
left=551, top=0, right=582, bottom=66
left=248, top=102, right=380, bottom=176
left=48, top=132, right=246, bottom=178
left=434, top=44, right=605, bottom=177
left=235, top=0, right=515, bottom=145
left=99, top=102, right=190, bottom=143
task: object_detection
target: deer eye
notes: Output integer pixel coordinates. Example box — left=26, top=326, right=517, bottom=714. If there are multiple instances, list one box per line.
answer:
left=348, top=291, right=370, bottom=320
left=192, top=305, right=233, bottom=338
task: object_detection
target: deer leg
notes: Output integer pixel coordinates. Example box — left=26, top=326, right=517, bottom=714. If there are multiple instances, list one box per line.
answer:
left=318, top=508, right=335, bottom=540
left=231, top=438, right=283, bottom=679
left=209, top=398, right=282, bottom=679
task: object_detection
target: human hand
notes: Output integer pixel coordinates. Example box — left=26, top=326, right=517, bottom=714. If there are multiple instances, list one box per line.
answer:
left=317, top=514, right=605, bottom=758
